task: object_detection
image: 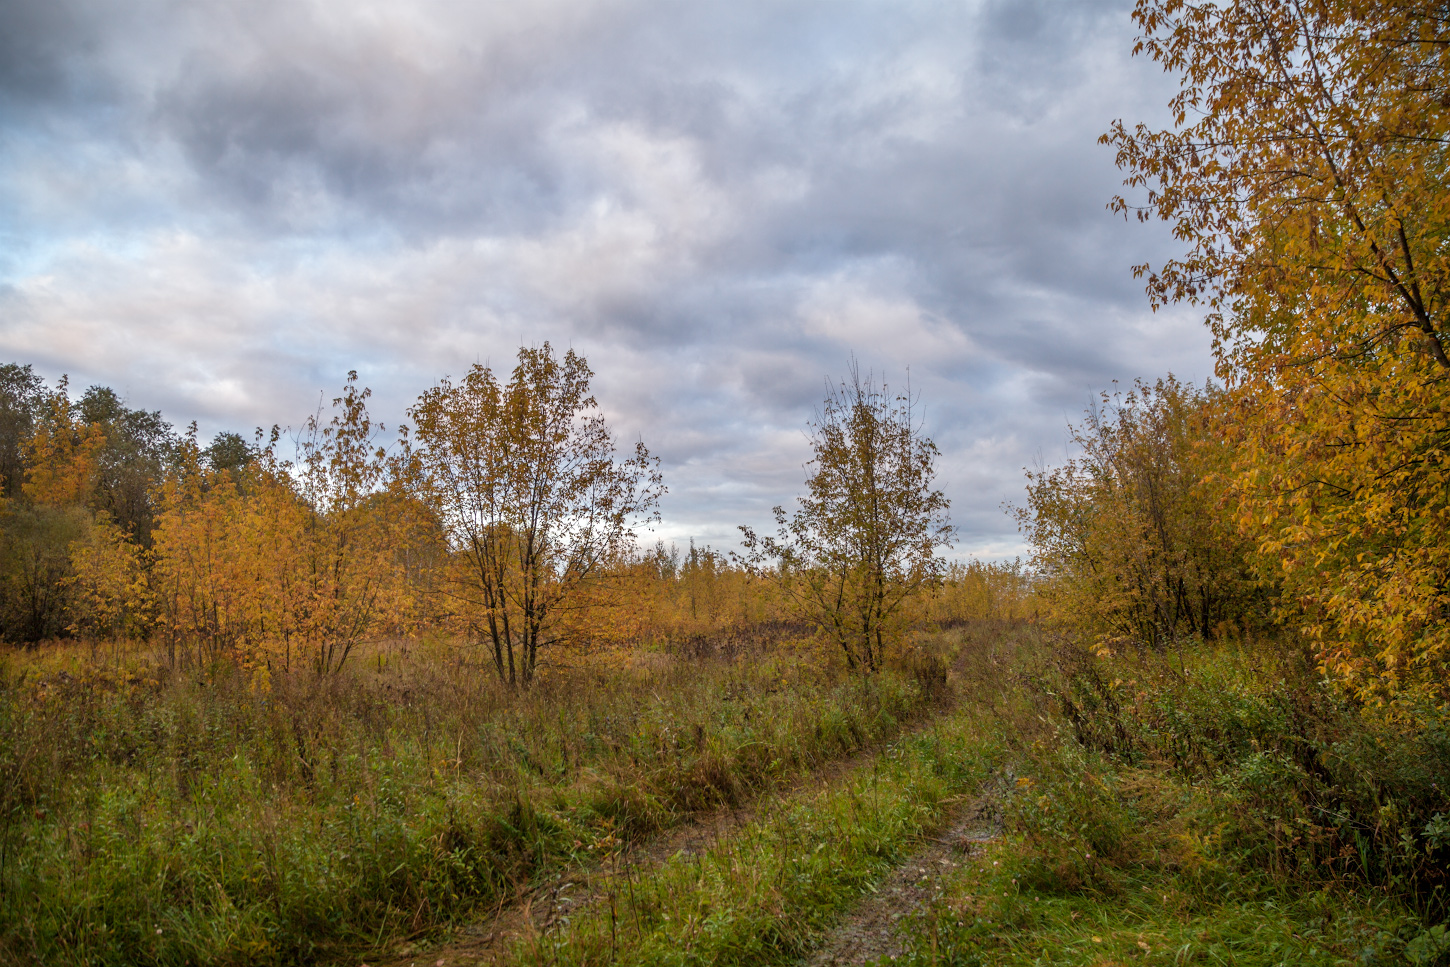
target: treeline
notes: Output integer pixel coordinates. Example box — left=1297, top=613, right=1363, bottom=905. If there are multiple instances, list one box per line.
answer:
left=0, top=351, right=1019, bottom=678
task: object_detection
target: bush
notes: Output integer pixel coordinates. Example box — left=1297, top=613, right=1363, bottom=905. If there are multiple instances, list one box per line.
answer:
left=1024, top=636, right=1450, bottom=915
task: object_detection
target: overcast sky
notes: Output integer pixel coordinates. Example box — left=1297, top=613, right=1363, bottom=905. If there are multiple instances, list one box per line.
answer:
left=0, top=0, right=1208, bottom=558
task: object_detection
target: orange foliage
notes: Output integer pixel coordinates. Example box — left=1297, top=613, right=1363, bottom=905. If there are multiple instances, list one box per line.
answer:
left=1106, top=0, right=1450, bottom=706
left=146, top=381, right=426, bottom=675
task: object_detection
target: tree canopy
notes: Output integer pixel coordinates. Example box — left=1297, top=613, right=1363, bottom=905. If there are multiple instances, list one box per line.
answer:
left=1106, top=0, right=1450, bottom=707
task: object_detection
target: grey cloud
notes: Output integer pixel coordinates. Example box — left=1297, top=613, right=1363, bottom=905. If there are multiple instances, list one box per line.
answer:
left=0, top=0, right=1207, bottom=560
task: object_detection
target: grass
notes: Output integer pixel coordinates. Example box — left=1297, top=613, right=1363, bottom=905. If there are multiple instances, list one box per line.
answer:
left=483, top=626, right=1450, bottom=967
left=513, top=708, right=1001, bottom=967
left=880, top=746, right=1434, bottom=966
left=877, top=633, right=1450, bottom=966
left=886, top=860, right=1425, bottom=966
left=5, top=623, right=1448, bottom=967
left=0, top=632, right=947, bottom=966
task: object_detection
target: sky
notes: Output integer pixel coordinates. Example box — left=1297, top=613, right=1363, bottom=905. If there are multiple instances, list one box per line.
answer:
left=0, top=0, right=1210, bottom=559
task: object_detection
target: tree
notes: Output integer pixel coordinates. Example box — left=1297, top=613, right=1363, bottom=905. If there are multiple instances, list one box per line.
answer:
left=0, top=364, right=46, bottom=499
left=0, top=379, right=103, bottom=642
left=22, top=378, right=104, bottom=508
left=287, top=374, right=404, bottom=674
left=1015, top=378, right=1263, bottom=650
left=150, top=429, right=270, bottom=665
left=76, top=385, right=175, bottom=546
left=1104, top=0, right=1450, bottom=706
left=402, top=344, right=663, bottom=687
left=0, top=504, right=88, bottom=643
left=739, top=367, right=951, bottom=672
left=68, top=513, right=152, bottom=642
left=146, top=381, right=416, bottom=674
left=202, top=432, right=257, bottom=476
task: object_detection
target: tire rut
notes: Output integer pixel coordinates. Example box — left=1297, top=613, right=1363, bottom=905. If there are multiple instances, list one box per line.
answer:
left=801, top=786, right=1003, bottom=967
left=363, top=740, right=929, bottom=967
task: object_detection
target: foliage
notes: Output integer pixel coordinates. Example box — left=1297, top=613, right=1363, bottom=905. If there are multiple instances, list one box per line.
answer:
left=922, top=558, right=1035, bottom=626
left=0, top=371, right=179, bottom=643
left=288, top=373, right=413, bottom=674
left=1104, top=0, right=1450, bottom=706
left=0, top=364, right=46, bottom=500
left=0, top=504, right=89, bottom=644
left=1016, top=377, right=1262, bottom=649
left=741, top=366, right=952, bottom=671
left=21, top=378, right=105, bottom=509
left=202, top=431, right=257, bottom=476
left=146, top=383, right=420, bottom=675
left=75, top=385, right=174, bottom=546
left=149, top=434, right=278, bottom=665
left=68, top=514, right=152, bottom=641
left=403, top=344, right=664, bottom=687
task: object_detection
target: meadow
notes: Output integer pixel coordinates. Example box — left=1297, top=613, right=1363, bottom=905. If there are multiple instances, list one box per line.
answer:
left=0, top=626, right=955, bottom=964
left=4, top=621, right=1448, bottom=966
left=11, top=1, right=1450, bottom=963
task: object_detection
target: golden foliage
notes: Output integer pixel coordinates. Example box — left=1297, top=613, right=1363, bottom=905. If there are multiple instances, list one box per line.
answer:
left=149, top=438, right=273, bottom=665
left=148, top=379, right=419, bottom=673
left=22, top=380, right=104, bottom=507
left=921, top=559, right=1034, bottom=626
left=402, top=344, right=664, bottom=687
left=68, top=514, right=151, bottom=641
left=1015, top=379, right=1261, bottom=649
left=1106, top=1, right=1450, bottom=704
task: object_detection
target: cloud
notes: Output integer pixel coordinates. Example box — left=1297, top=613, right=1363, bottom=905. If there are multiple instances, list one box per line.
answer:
left=0, top=0, right=1208, bottom=560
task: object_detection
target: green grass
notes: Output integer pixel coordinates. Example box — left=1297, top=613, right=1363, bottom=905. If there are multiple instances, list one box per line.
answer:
left=509, top=629, right=1450, bottom=967
left=7, top=625, right=1448, bottom=967
left=876, top=634, right=1450, bottom=967
left=512, top=709, right=1002, bottom=967
left=885, top=860, right=1426, bottom=966
left=0, top=635, right=947, bottom=965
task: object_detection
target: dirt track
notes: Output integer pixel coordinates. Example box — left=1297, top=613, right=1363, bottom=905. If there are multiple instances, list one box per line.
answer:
left=802, top=792, right=1001, bottom=966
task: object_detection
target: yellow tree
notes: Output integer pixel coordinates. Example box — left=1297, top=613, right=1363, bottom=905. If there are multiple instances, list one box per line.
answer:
left=150, top=429, right=271, bottom=665
left=287, top=374, right=401, bottom=674
left=402, top=344, right=664, bottom=687
left=924, top=559, right=1032, bottom=626
left=149, top=386, right=417, bottom=673
left=68, top=514, right=152, bottom=641
left=1015, top=379, right=1261, bottom=649
left=740, top=366, right=951, bottom=672
left=1105, top=0, right=1450, bottom=704
left=22, top=378, right=104, bottom=508
left=0, top=378, right=103, bottom=641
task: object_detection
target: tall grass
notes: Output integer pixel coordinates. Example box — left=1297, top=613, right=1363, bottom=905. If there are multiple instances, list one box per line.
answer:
left=1026, top=635, right=1450, bottom=909
left=872, top=628, right=1450, bottom=967
left=0, top=632, right=946, bottom=965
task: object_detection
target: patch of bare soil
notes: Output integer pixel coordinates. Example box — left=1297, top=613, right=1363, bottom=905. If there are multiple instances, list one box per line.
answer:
left=802, top=792, right=1002, bottom=967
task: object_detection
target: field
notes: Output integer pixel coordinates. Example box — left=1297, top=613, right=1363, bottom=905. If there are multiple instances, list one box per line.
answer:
left=3, top=623, right=1445, bottom=967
